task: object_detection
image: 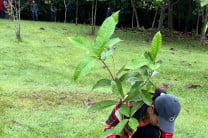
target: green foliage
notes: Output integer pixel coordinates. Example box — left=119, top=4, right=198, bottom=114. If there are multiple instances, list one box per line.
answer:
left=128, top=118, right=138, bottom=131
left=73, top=56, right=97, bottom=80
left=88, top=100, right=118, bottom=112
left=131, top=101, right=144, bottom=116
left=113, top=119, right=128, bottom=135
left=119, top=104, right=130, bottom=117
left=125, top=58, right=149, bottom=70
left=150, top=32, right=162, bottom=62
left=94, top=11, right=119, bottom=55
left=200, top=0, right=208, bottom=7
left=68, top=36, right=92, bottom=51
left=111, top=79, right=124, bottom=99
left=124, top=81, right=142, bottom=101
left=141, top=90, right=152, bottom=105
left=92, top=79, right=112, bottom=90
left=69, top=11, right=121, bottom=81
left=101, top=119, right=128, bottom=137
left=69, top=11, right=162, bottom=137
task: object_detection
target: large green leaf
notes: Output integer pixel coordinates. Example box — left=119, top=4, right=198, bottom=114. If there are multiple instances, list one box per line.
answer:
left=105, top=37, right=122, bottom=49
left=100, top=37, right=122, bottom=60
left=97, top=11, right=119, bottom=41
left=141, top=90, right=152, bottom=105
left=73, top=56, right=97, bottom=80
left=113, top=119, right=128, bottom=136
left=125, top=58, right=149, bottom=70
left=150, top=31, right=162, bottom=62
left=116, top=65, right=127, bottom=77
left=149, top=62, right=161, bottom=70
left=144, top=51, right=153, bottom=62
left=140, top=66, right=149, bottom=76
left=68, top=36, right=91, bottom=51
left=94, top=11, right=119, bottom=55
left=124, top=81, right=143, bottom=101
left=100, top=48, right=114, bottom=60
left=92, top=79, right=112, bottom=90
left=88, top=100, right=118, bottom=112
left=128, top=117, right=138, bottom=131
left=111, top=79, right=124, bottom=99
left=131, top=101, right=144, bottom=116
left=119, top=72, right=142, bottom=83
left=101, top=119, right=128, bottom=138
left=119, top=104, right=130, bottom=117
left=145, top=80, right=155, bottom=92
left=101, top=128, right=115, bottom=138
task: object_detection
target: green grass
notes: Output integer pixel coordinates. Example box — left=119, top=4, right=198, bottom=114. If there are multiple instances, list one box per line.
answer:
left=0, top=19, right=208, bottom=137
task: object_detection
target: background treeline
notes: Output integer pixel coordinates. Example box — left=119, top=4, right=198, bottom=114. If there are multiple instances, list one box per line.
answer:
left=10, top=0, right=205, bottom=34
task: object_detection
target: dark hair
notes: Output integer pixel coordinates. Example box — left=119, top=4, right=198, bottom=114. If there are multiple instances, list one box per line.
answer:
left=152, top=88, right=167, bottom=101
left=132, top=88, right=167, bottom=120
left=152, top=88, right=167, bottom=115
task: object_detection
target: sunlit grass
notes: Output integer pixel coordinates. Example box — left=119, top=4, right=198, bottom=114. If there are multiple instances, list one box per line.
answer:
left=0, top=19, right=208, bottom=137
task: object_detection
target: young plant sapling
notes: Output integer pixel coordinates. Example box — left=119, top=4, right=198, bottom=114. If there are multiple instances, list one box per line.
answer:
left=69, top=11, right=162, bottom=137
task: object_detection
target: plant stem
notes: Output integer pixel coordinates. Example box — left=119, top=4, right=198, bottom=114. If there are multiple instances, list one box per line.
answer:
left=112, top=56, right=116, bottom=79
left=99, top=58, right=115, bottom=80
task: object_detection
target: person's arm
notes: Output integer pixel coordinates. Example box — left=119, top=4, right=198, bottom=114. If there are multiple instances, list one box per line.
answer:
left=104, top=102, right=134, bottom=138
left=104, top=104, right=121, bottom=138
left=104, top=104, right=120, bottom=130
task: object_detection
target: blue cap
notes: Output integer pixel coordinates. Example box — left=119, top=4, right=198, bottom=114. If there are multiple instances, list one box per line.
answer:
left=154, top=94, right=181, bottom=133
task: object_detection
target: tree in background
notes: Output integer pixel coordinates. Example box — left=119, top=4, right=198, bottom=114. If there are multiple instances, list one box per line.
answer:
left=88, top=0, right=108, bottom=35
left=75, top=0, right=78, bottom=24
left=8, top=0, right=21, bottom=41
left=91, top=0, right=97, bottom=35
left=130, top=0, right=139, bottom=28
left=200, top=0, right=208, bottom=46
left=158, top=0, right=168, bottom=31
left=63, top=0, right=71, bottom=23
left=192, top=0, right=203, bottom=36
left=167, top=0, right=179, bottom=35
left=4, top=0, right=208, bottom=44
left=151, top=0, right=162, bottom=29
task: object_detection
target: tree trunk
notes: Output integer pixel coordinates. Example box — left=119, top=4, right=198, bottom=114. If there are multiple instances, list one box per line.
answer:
left=91, top=0, right=94, bottom=34
left=130, top=0, right=139, bottom=28
left=158, top=2, right=166, bottom=31
left=9, top=0, right=21, bottom=41
left=151, top=7, right=158, bottom=29
left=196, top=14, right=200, bottom=36
left=91, top=0, right=97, bottom=35
left=93, top=0, right=97, bottom=30
left=168, top=0, right=179, bottom=35
left=168, top=0, right=173, bottom=35
left=64, top=0, right=67, bottom=23
left=200, top=6, right=208, bottom=46
left=15, top=0, right=22, bottom=41
left=75, top=0, right=79, bottom=25
left=131, top=8, right=134, bottom=29
left=16, top=0, right=21, bottom=41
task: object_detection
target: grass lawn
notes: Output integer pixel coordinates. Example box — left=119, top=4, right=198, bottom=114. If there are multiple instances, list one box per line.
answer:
left=0, top=19, right=208, bottom=138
